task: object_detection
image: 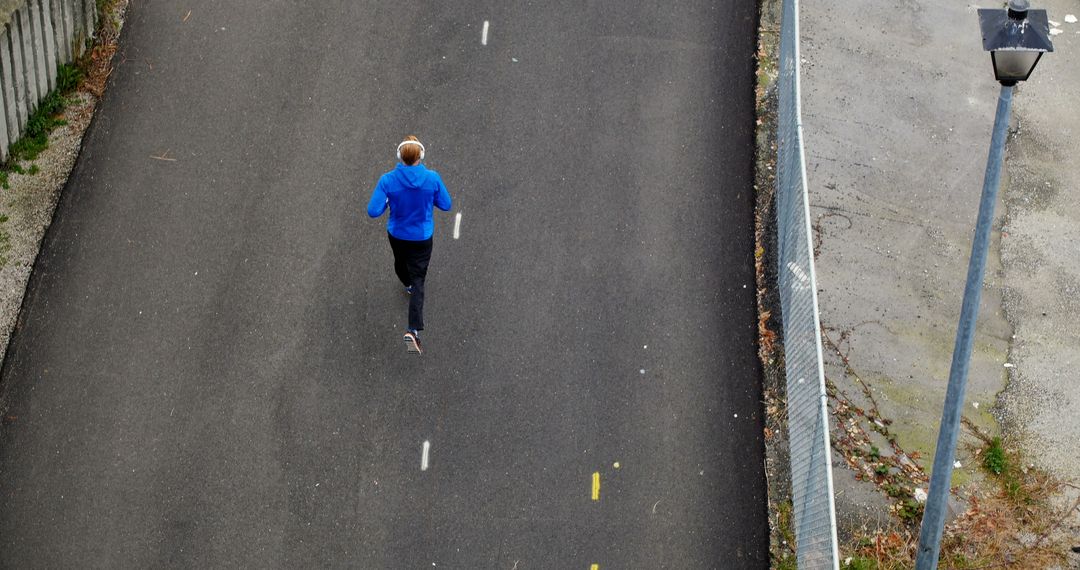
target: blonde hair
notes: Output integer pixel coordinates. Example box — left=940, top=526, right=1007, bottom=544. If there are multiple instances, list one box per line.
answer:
left=399, top=135, right=422, bottom=165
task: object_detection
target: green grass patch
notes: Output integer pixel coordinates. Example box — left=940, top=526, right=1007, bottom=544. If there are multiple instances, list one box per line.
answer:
left=772, top=499, right=798, bottom=570
left=897, top=498, right=923, bottom=522
left=57, top=62, right=83, bottom=93
left=2, top=63, right=82, bottom=178
left=979, top=436, right=1039, bottom=505
left=982, top=436, right=1007, bottom=475
left=840, top=557, right=877, bottom=570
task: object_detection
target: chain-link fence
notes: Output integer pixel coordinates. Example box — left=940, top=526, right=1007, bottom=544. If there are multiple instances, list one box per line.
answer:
left=775, top=0, right=840, bottom=567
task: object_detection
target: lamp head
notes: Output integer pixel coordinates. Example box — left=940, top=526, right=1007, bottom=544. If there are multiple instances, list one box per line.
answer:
left=978, top=0, right=1054, bottom=85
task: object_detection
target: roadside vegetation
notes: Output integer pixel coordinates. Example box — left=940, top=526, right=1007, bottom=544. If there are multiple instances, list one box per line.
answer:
left=840, top=427, right=1071, bottom=569
left=0, top=0, right=126, bottom=192
left=0, top=64, right=83, bottom=190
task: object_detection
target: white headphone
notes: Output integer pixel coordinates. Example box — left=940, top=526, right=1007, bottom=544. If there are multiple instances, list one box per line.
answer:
left=396, top=140, right=426, bottom=162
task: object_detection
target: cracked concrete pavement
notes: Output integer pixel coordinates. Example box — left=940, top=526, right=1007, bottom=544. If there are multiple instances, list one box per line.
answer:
left=799, top=0, right=1079, bottom=540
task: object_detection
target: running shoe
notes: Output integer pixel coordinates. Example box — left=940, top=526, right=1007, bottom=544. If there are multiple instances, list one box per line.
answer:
left=403, top=330, right=422, bottom=355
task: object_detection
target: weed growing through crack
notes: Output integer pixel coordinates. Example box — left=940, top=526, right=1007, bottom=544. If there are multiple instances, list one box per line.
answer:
left=772, top=500, right=798, bottom=570
left=841, top=428, right=1072, bottom=568
left=827, top=325, right=1071, bottom=566
left=975, top=434, right=1050, bottom=508
left=982, top=436, right=1007, bottom=475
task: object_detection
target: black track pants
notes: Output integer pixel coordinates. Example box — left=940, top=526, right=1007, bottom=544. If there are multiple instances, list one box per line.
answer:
left=387, top=233, right=433, bottom=332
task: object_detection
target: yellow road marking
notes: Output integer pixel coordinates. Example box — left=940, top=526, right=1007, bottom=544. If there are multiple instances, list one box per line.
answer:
left=591, top=471, right=600, bottom=501
left=591, top=565, right=600, bottom=570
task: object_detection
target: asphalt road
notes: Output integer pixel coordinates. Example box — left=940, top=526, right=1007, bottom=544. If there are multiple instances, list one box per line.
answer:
left=0, top=1, right=765, bottom=567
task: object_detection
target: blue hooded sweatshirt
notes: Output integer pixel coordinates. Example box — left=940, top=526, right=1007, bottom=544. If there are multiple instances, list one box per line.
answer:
left=367, top=163, right=452, bottom=241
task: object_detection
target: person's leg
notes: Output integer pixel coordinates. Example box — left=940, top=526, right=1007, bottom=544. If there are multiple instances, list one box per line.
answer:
left=404, top=237, right=434, bottom=332
left=387, top=233, right=412, bottom=288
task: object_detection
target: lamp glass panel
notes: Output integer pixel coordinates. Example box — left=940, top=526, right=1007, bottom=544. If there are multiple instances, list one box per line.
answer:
left=993, top=50, right=1041, bottom=80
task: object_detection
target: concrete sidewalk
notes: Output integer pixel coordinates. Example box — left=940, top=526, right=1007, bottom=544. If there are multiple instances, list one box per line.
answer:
left=799, top=0, right=1078, bottom=551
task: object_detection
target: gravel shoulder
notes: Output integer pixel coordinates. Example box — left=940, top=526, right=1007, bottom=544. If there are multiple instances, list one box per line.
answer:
left=0, top=93, right=99, bottom=367
left=997, top=0, right=1080, bottom=538
left=0, top=1, right=128, bottom=370
left=0, top=1, right=128, bottom=369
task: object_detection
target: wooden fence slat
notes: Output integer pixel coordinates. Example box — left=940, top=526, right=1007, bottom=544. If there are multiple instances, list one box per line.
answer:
left=0, top=0, right=99, bottom=161
left=41, top=0, right=57, bottom=91
left=0, top=24, right=20, bottom=150
left=68, top=0, right=82, bottom=58
left=0, top=25, right=11, bottom=159
left=16, top=6, right=39, bottom=113
left=8, top=13, right=27, bottom=131
left=81, top=0, right=93, bottom=44
left=29, top=0, right=50, bottom=95
left=50, top=0, right=69, bottom=65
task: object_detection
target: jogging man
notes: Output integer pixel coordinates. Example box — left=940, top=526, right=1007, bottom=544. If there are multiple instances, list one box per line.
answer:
left=367, top=136, right=452, bottom=355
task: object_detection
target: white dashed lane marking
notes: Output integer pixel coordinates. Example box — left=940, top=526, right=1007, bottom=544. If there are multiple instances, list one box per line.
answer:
left=453, top=212, right=462, bottom=239
left=482, top=20, right=489, bottom=45
left=421, top=440, right=431, bottom=471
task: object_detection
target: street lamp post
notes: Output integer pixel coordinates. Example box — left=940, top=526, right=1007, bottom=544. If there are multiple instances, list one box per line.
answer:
left=914, top=1, right=1053, bottom=568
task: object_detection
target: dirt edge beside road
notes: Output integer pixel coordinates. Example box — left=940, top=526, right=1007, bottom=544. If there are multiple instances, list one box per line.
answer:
left=753, top=1, right=797, bottom=567
left=0, top=1, right=130, bottom=370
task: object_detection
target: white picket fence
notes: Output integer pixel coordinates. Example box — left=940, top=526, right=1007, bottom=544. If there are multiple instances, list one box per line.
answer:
left=0, top=0, right=96, bottom=162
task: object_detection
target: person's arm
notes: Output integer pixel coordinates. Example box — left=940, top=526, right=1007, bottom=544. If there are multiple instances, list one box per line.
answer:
left=434, top=175, right=452, bottom=212
left=367, top=178, right=389, bottom=218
